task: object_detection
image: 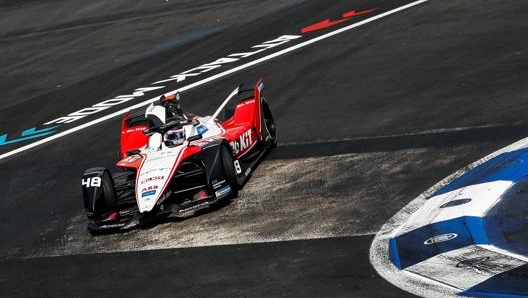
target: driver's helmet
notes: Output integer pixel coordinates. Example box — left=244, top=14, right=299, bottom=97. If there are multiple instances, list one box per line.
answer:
left=165, top=128, right=186, bottom=147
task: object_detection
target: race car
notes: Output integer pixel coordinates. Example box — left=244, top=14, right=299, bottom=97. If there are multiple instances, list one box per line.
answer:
left=81, top=78, right=276, bottom=233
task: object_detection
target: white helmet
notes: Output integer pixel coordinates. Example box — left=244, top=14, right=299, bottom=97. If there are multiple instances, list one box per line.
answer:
left=165, top=128, right=185, bottom=147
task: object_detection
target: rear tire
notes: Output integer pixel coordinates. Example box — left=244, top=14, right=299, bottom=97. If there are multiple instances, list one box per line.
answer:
left=261, top=98, right=277, bottom=148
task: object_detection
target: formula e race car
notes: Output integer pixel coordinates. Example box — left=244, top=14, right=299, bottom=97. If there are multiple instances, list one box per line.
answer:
left=81, top=78, right=276, bottom=233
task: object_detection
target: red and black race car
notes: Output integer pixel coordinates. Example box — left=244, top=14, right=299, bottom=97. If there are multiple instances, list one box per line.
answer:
left=81, top=78, right=276, bottom=232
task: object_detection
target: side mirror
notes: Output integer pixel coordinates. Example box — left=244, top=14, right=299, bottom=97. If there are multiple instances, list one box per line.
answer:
left=187, top=134, right=203, bottom=142
left=144, top=126, right=161, bottom=135
left=126, top=149, right=141, bottom=155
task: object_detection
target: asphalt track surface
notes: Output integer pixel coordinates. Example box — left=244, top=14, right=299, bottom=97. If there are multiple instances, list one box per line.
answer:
left=1, top=0, right=528, bottom=297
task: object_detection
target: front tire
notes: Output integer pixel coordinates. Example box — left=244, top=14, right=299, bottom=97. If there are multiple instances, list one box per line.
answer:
left=82, top=167, right=119, bottom=233
left=220, top=144, right=242, bottom=196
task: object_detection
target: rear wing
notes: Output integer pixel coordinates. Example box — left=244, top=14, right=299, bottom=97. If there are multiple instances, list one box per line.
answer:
left=238, top=78, right=264, bottom=95
left=209, top=77, right=264, bottom=124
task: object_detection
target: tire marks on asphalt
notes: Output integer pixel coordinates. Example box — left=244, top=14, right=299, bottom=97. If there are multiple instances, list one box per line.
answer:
left=25, top=140, right=500, bottom=259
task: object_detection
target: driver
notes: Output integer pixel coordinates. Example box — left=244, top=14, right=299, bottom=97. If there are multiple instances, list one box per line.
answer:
left=165, top=128, right=186, bottom=147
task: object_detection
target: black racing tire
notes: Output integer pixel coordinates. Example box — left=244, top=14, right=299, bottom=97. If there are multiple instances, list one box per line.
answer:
left=220, top=143, right=242, bottom=196
left=261, top=98, right=277, bottom=148
left=83, top=168, right=117, bottom=220
left=100, top=170, right=118, bottom=213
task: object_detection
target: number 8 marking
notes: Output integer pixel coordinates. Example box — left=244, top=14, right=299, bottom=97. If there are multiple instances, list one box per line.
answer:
left=234, top=160, right=242, bottom=174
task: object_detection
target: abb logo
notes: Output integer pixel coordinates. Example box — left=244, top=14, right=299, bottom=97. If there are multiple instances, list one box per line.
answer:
left=141, top=185, right=158, bottom=192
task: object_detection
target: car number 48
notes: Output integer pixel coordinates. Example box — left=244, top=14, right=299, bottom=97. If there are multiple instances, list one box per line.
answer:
left=82, top=177, right=102, bottom=187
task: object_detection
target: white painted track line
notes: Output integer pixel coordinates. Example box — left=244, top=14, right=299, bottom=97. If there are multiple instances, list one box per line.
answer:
left=0, top=0, right=429, bottom=161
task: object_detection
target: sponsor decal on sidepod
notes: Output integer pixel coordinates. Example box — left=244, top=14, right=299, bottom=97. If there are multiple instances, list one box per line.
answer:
left=141, top=190, right=156, bottom=198
left=230, top=129, right=253, bottom=155
left=215, top=185, right=231, bottom=198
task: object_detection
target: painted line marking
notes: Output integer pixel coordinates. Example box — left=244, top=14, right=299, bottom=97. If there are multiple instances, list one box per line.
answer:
left=0, top=0, right=429, bottom=161
left=301, top=8, right=378, bottom=33
left=0, top=126, right=58, bottom=146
